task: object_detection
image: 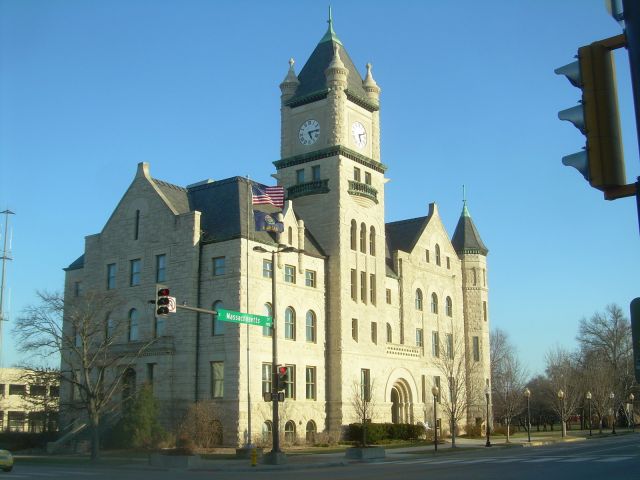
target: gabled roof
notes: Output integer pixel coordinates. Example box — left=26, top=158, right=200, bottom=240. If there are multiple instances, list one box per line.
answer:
left=153, top=179, right=190, bottom=214
left=64, top=254, right=85, bottom=271
left=287, top=20, right=366, bottom=105
left=385, top=216, right=428, bottom=255
left=451, top=202, right=488, bottom=256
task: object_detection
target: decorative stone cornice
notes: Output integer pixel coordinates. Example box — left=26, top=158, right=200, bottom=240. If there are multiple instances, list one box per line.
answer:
left=345, top=89, right=379, bottom=112
left=274, top=145, right=387, bottom=173
left=348, top=180, right=378, bottom=203
left=287, top=179, right=330, bottom=199
left=284, top=89, right=329, bottom=108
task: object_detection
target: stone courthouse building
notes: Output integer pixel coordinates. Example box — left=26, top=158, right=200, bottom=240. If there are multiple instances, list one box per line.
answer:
left=62, top=17, right=491, bottom=446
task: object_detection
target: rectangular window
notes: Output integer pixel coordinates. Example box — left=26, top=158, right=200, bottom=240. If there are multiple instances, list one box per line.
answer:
left=483, top=301, right=487, bottom=322
left=473, top=336, right=480, bottom=362
left=351, top=269, right=357, bottom=301
left=29, top=385, right=46, bottom=396
left=0, top=384, right=5, bottom=396
left=360, top=271, right=367, bottom=303
left=211, top=361, right=224, bottom=399
left=416, top=328, right=424, bottom=347
left=369, top=274, right=376, bottom=305
left=425, top=249, right=430, bottom=263
left=352, top=318, right=358, bottom=342
left=284, top=365, right=295, bottom=399
left=9, top=384, right=26, bottom=396
left=156, top=254, right=166, bottom=282
left=354, top=167, right=361, bottom=182
left=107, top=263, right=116, bottom=290
left=312, top=165, right=321, bottom=181
left=371, top=322, right=377, bottom=344
left=421, top=375, right=426, bottom=403
left=365, top=171, right=372, bottom=185
left=49, top=385, right=59, bottom=397
left=360, top=368, right=371, bottom=402
left=213, top=256, right=226, bottom=276
left=432, top=331, right=440, bottom=357
left=386, top=288, right=391, bottom=304
left=296, top=169, right=305, bottom=184
left=8, top=412, right=26, bottom=432
left=434, top=376, right=442, bottom=403
left=147, top=363, right=155, bottom=388
left=446, top=333, right=454, bottom=359
left=305, top=366, right=316, bottom=400
left=130, top=259, right=141, bottom=286
left=74, top=281, right=82, bottom=297
left=305, top=270, right=316, bottom=287
left=284, top=264, right=296, bottom=283
left=263, top=259, right=273, bottom=278
left=446, top=257, right=451, bottom=270
left=262, top=363, right=272, bottom=394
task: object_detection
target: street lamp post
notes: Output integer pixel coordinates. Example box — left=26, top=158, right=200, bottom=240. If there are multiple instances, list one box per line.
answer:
left=558, top=390, right=565, bottom=438
left=629, top=393, right=635, bottom=431
left=432, top=386, right=439, bottom=452
left=485, top=385, right=491, bottom=447
left=253, top=244, right=298, bottom=465
left=586, top=391, right=592, bottom=436
left=609, top=392, right=616, bottom=435
left=524, top=388, right=531, bottom=442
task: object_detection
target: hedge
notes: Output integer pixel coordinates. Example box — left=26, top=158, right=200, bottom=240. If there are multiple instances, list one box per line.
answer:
left=346, top=422, right=424, bottom=444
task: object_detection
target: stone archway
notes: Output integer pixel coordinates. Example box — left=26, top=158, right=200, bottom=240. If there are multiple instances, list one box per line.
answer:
left=390, top=379, right=414, bottom=424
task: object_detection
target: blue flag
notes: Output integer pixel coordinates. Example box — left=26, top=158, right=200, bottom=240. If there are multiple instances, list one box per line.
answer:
left=254, top=210, right=284, bottom=233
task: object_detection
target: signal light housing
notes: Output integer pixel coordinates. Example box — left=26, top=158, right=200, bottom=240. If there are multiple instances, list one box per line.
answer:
left=156, top=285, right=170, bottom=316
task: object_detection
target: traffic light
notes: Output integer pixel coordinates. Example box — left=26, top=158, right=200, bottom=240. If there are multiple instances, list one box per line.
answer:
left=156, top=285, right=170, bottom=316
left=555, top=35, right=626, bottom=191
left=276, top=365, right=288, bottom=391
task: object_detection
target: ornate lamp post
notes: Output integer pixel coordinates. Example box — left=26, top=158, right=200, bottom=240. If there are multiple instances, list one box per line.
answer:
left=557, top=390, right=565, bottom=438
left=431, top=386, right=439, bottom=452
left=253, top=244, right=299, bottom=465
left=485, top=384, right=491, bottom=447
left=524, top=388, right=531, bottom=442
left=609, top=392, right=616, bottom=434
left=629, top=393, right=635, bottom=431
left=586, top=391, right=592, bottom=436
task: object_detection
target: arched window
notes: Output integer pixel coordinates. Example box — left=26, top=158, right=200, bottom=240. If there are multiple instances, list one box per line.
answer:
left=288, top=226, right=293, bottom=245
left=105, top=312, right=114, bottom=339
left=122, top=367, right=136, bottom=411
left=431, top=293, right=439, bottom=314
left=128, top=308, right=139, bottom=342
left=285, top=307, right=296, bottom=340
left=473, top=268, right=477, bottom=286
left=212, top=300, right=225, bottom=336
left=435, top=244, right=441, bottom=266
left=284, top=420, right=296, bottom=444
left=306, top=310, right=316, bottom=343
left=262, top=421, right=272, bottom=443
left=350, top=220, right=357, bottom=250
left=263, top=303, right=273, bottom=337
left=415, top=289, right=423, bottom=311
left=369, top=226, right=376, bottom=256
left=386, top=323, right=392, bottom=343
left=306, top=420, right=317, bottom=443
left=446, top=296, right=453, bottom=317
left=360, top=222, right=366, bottom=252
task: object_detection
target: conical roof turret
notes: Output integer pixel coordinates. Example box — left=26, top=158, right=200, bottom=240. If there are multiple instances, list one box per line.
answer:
left=280, top=58, right=300, bottom=102
left=451, top=199, right=488, bottom=256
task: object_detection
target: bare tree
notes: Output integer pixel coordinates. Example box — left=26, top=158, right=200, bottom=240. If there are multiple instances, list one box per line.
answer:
left=545, top=346, right=581, bottom=436
left=351, top=376, right=377, bottom=447
left=16, top=366, right=60, bottom=432
left=580, top=351, right=616, bottom=434
left=490, top=329, right=528, bottom=442
left=14, top=290, right=157, bottom=460
left=434, top=327, right=480, bottom=447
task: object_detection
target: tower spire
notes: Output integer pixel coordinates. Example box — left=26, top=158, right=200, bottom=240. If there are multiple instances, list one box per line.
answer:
left=461, top=185, right=470, bottom=217
left=320, top=5, right=342, bottom=45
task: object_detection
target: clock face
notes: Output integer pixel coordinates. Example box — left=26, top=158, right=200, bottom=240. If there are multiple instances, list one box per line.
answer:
left=299, top=119, right=320, bottom=145
left=352, top=121, right=367, bottom=149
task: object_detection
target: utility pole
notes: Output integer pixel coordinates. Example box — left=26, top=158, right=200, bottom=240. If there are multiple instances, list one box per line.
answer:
left=0, top=209, right=16, bottom=366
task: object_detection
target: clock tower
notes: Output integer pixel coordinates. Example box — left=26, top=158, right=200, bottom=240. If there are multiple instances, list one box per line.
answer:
left=273, top=14, right=388, bottom=433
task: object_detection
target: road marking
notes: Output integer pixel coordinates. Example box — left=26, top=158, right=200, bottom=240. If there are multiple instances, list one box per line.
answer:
left=595, top=456, right=635, bottom=462
left=522, top=457, right=563, bottom=462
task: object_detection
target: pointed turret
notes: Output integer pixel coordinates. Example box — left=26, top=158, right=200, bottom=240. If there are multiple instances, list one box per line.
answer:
left=325, top=43, right=348, bottom=85
left=363, top=63, right=381, bottom=106
left=280, top=58, right=300, bottom=103
left=451, top=199, right=488, bottom=256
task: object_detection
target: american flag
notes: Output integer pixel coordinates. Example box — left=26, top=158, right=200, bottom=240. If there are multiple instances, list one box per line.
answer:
left=252, top=184, right=285, bottom=208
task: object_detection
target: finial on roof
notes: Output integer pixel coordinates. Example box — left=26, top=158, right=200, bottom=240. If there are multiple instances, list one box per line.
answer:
left=280, top=57, right=299, bottom=99
left=461, top=185, right=470, bottom=217
left=328, top=5, right=333, bottom=28
left=320, top=5, right=342, bottom=45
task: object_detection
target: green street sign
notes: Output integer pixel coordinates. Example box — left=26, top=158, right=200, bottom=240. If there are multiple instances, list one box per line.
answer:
left=217, top=308, right=272, bottom=328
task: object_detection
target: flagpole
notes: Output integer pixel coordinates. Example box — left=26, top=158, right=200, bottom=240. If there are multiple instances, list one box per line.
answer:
left=246, top=176, right=252, bottom=448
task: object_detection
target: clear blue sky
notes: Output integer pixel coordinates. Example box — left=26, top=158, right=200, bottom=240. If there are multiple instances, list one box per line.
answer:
left=1, top=0, right=638, bottom=376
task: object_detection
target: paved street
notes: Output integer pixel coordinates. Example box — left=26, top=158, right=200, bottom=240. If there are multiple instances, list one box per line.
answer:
left=5, top=435, right=639, bottom=479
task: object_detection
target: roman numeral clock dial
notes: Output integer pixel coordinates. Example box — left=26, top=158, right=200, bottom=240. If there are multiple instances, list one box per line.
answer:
left=351, top=121, right=367, bottom=149
left=299, top=119, right=320, bottom=145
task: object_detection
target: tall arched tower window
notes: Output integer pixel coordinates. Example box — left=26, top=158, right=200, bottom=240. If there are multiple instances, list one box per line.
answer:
left=360, top=223, right=366, bottom=252
left=288, top=226, right=293, bottom=245
left=386, top=323, right=392, bottom=343
left=128, top=308, right=139, bottom=342
left=285, top=307, right=296, bottom=340
left=369, top=226, right=376, bottom=256
left=446, top=296, right=453, bottom=317
left=435, top=244, right=441, bottom=266
left=263, top=303, right=273, bottom=337
left=212, top=300, right=225, bottom=335
left=350, top=220, right=357, bottom=250
left=415, top=289, right=423, bottom=311
left=431, top=293, right=439, bottom=314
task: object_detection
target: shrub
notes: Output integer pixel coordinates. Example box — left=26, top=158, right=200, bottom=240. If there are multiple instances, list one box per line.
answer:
left=346, top=422, right=424, bottom=444
left=178, top=402, right=222, bottom=448
left=464, top=423, right=483, bottom=438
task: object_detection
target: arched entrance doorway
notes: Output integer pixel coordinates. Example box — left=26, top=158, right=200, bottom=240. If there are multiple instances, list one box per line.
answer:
left=390, top=379, right=413, bottom=424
